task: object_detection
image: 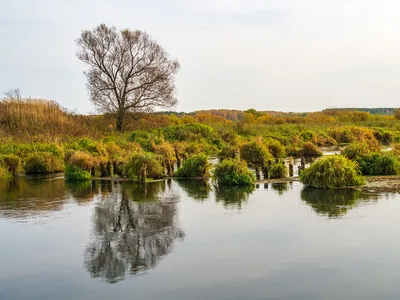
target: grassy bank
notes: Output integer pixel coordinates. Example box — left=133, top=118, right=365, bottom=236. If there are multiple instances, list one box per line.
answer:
left=1, top=99, right=400, bottom=185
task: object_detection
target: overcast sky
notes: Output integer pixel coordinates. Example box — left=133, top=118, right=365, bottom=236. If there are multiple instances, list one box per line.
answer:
left=1, top=0, right=400, bottom=113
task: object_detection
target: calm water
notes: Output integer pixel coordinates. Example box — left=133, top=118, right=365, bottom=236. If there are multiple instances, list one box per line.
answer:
left=1, top=176, right=400, bottom=300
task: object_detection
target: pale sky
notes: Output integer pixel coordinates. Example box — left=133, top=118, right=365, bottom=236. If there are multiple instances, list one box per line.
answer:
left=1, top=0, right=400, bottom=113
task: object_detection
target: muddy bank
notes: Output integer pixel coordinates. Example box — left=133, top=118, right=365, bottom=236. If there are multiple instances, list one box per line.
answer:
left=361, top=176, right=400, bottom=194
left=257, top=175, right=400, bottom=194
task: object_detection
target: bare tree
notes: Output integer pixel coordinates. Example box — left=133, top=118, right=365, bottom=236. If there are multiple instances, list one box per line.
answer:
left=76, top=24, right=180, bottom=131
left=4, top=88, right=22, bottom=100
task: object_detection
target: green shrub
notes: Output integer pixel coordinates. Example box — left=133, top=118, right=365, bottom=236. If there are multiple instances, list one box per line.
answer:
left=64, top=165, right=92, bottom=180
left=24, top=152, right=64, bottom=174
left=356, top=152, right=400, bottom=176
left=265, top=139, right=286, bottom=158
left=0, top=155, right=22, bottom=177
left=129, top=130, right=161, bottom=151
left=125, top=152, right=165, bottom=180
left=240, top=140, right=272, bottom=165
left=341, top=142, right=372, bottom=160
left=218, top=146, right=237, bottom=162
left=213, top=159, right=256, bottom=186
left=373, top=129, right=393, bottom=145
left=0, top=165, right=11, bottom=179
left=175, top=154, right=211, bottom=178
left=269, top=161, right=288, bottom=179
left=163, top=124, right=214, bottom=141
left=300, top=155, right=365, bottom=188
left=300, top=142, right=322, bottom=157
left=64, top=150, right=95, bottom=171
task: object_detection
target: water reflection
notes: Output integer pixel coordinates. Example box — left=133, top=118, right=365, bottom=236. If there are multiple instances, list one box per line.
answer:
left=174, top=179, right=211, bottom=201
left=214, top=185, right=255, bottom=209
left=84, top=182, right=185, bottom=283
left=271, top=183, right=290, bottom=195
left=301, top=187, right=378, bottom=218
left=66, top=180, right=104, bottom=203
left=0, top=176, right=68, bottom=219
left=121, top=180, right=171, bottom=202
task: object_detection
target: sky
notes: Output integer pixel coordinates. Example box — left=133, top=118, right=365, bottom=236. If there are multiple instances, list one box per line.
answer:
left=1, top=0, right=400, bottom=113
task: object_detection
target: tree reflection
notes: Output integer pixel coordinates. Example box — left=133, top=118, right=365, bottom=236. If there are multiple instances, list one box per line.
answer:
left=174, top=179, right=211, bottom=201
left=301, top=187, right=378, bottom=218
left=84, top=182, right=185, bottom=283
left=214, top=185, right=255, bottom=210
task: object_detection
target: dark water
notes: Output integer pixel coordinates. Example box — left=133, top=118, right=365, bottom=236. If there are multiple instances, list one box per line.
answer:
left=0, top=176, right=400, bottom=300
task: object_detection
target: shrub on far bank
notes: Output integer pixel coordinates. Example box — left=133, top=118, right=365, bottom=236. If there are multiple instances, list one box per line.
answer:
left=265, top=139, right=286, bottom=158
left=0, top=154, right=21, bottom=177
left=300, top=155, right=364, bottom=188
left=356, top=152, right=400, bottom=176
left=64, top=165, right=92, bottom=180
left=125, top=152, right=165, bottom=181
left=218, top=146, right=237, bottom=162
left=300, top=142, right=322, bottom=157
left=240, top=139, right=272, bottom=165
left=64, top=150, right=95, bottom=171
left=341, top=142, right=372, bottom=160
left=213, top=159, right=255, bottom=186
left=269, top=161, right=288, bottom=179
left=175, top=154, right=211, bottom=179
left=0, top=165, right=11, bottom=179
left=24, top=152, right=64, bottom=174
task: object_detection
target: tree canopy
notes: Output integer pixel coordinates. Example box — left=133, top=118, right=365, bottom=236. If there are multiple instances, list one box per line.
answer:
left=76, top=24, right=180, bottom=131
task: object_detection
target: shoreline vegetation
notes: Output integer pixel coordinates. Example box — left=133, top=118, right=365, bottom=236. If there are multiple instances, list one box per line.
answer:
left=1, top=99, right=400, bottom=190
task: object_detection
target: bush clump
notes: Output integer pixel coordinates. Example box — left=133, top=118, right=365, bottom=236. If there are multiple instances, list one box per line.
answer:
left=175, top=154, right=211, bottom=178
left=240, top=140, right=272, bottom=165
left=300, top=155, right=365, bottom=188
left=24, top=152, right=64, bottom=174
left=300, top=142, right=322, bottom=157
left=341, top=142, right=372, bottom=160
left=163, top=124, right=214, bottom=141
left=0, top=165, right=11, bottom=179
left=65, top=165, right=92, bottom=180
left=356, top=152, right=400, bottom=176
left=64, top=150, right=95, bottom=171
left=269, top=161, right=288, bottom=179
left=218, top=146, right=237, bottom=162
left=0, top=154, right=22, bottom=177
left=265, top=139, right=286, bottom=158
left=213, top=159, right=256, bottom=186
left=125, top=152, right=165, bottom=181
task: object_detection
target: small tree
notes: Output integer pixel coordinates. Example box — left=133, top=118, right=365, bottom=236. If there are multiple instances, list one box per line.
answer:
left=4, top=88, right=21, bottom=100
left=76, top=24, right=180, bottom=131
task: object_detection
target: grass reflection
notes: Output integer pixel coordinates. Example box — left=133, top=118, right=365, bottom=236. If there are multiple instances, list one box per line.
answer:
left=301, top=187, right=378, bottom=218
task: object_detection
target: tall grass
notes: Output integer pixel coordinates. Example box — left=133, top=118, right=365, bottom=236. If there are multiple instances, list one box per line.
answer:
left=300, top=155, right=365, bottom=188
left=213, top=159, right=255, bottom=186
left=174, top=154, right=211, bottom=178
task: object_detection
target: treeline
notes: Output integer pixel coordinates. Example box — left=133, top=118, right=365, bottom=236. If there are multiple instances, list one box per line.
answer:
left=0, top=99, right=399, bottom=140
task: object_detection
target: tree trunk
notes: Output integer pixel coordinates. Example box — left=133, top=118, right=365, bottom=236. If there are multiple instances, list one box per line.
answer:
left=116, top=111, right=124, bottom=132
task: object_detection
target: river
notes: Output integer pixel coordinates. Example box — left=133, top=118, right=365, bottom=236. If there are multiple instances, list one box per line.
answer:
left=0, top=175, right=399, bottom=300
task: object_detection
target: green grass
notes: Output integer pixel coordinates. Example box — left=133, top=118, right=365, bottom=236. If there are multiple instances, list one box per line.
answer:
left=300, top=155, right=365, bottom=188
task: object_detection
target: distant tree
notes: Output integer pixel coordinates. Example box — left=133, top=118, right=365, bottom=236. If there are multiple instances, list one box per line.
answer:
left=76, top=24, right=180, bottom=132
left=4, top=88, right=21, bottom=100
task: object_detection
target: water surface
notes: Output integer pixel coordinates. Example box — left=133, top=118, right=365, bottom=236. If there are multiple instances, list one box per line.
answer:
left=0, top=176, right=399, bottom=300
